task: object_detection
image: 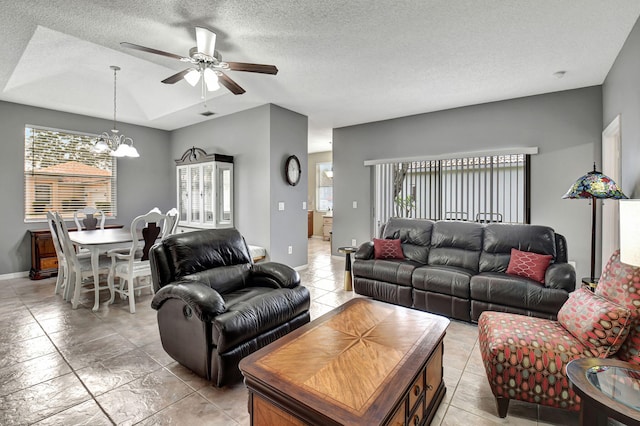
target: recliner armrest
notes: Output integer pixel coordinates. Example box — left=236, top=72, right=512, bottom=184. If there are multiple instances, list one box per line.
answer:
left=251, top=262, right=300, bottom=288
left=545, top=263, right=576, bottom=292
left=355, top=241, right=374, bottom=260
left=151, top=280, right=226, bottom=322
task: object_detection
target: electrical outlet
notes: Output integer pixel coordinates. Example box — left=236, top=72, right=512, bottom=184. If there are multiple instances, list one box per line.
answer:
left=302, top=201, right=307, bottom=210
left=351, top=239, right=357, bottom=246
left=288, top=246, right=293, bottom=254
left=353, top=201, right=358, bottom=209
left=278, top=202, right=285, bottom=211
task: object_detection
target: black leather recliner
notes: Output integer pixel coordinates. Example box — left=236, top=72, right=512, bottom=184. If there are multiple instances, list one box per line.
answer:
left=149, top=228, right=310, bottom=387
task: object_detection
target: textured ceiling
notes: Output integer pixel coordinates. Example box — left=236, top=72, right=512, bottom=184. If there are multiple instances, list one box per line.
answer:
left=1, top=1, right=639, bottom=153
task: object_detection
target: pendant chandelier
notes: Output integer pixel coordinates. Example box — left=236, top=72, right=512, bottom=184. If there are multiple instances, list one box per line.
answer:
left=92, top=65, right=139, bottom=158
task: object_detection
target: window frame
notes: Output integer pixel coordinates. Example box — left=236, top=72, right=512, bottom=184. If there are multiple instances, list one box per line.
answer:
left=371, top=152, right=531, bottom=233
left=316, top=162, right=333, bottom=213
left=24, top=125, right=118, bottom=223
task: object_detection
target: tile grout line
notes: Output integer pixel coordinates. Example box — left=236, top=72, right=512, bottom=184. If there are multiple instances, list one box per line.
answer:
left=24, top=300, right=116, bottom=425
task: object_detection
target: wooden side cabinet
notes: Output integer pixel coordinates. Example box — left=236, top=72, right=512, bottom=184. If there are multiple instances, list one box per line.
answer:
left=307, top=211, right=313, bottom=238
left=29, top=229, right=58, bottom=280
left=29, top=224, right=123, bottom=280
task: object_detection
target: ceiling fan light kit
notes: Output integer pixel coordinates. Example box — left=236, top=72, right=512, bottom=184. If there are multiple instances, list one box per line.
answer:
left=121, top=27, right=278, bottom=97
left=92, top=65, right=139, bottom=158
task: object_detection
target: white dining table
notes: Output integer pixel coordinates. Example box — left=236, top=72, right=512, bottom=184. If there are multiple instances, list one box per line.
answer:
left=68, top=228, right=135, bottom=311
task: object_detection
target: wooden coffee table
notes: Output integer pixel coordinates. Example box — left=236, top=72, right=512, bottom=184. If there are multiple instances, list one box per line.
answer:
left=239, top=298, right=450, bottom=425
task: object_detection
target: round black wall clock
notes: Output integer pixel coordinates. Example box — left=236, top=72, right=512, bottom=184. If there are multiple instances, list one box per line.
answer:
left=285, top=155, right=301, bottom=186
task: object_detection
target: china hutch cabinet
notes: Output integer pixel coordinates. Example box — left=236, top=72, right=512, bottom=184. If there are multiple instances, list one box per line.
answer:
left=176, top=147, right=234, bottom=230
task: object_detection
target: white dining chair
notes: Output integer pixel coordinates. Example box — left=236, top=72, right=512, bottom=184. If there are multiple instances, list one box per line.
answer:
left=47, top=211, right=69, bottom=299
left=107, top=210, right=169, bottom=313
left=55, top=212, right=112, bottom=311
left=164, top=208, right=179, bottom=237
left=74, top=207, right=106, bottom=230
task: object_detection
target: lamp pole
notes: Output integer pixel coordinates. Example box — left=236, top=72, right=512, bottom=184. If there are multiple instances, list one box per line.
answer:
left=590, top=197, right=596, bottom=282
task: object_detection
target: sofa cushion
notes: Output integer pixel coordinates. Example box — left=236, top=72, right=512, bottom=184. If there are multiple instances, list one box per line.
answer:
left=412, top=265, right=473, bottom=298
left=428, top=221, right=483, bottom=272
left=595, top=250, right=640, bottom=364
left=506, top=248, right=553, bottom=284
left=382, top=218, right=434, bottom=264
left=558, top=288, right=632, bottom=358
left=352, top=259, right=418, bottom=287
left=479, top=223, right=557, bottom=273
left=373, top=238, right=404, bottom=260
left=470, top=272, right=569, bottom=315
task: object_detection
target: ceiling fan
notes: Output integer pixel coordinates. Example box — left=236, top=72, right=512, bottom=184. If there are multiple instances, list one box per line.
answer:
left=121, top=27, right=278, bottom=95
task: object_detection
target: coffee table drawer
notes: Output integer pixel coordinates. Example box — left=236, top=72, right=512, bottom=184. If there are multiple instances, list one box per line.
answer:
left=388, top=400, right=406, bottom=426
left=425, top=342, right=443, bottom=408
left=409, top=395, right=425, bottom=426
left=408, top=368, right=425, bottom=411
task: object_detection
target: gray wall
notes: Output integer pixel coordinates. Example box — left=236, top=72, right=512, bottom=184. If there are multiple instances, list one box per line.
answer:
left=170, top=104, right=309, bottom=266
left=269, top=105, right=309, bottom=265
left=170, top=105, right=271, bottom=254
left=333, top=87, right=604, bottom=283
left=0, top=100, right=173, bottom=275
left=603, top=16, right=640, bottom=199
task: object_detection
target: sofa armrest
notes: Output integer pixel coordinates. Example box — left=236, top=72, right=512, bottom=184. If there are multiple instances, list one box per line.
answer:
left=151, top=280, right=226, bottom=322
left=355, top=241, right=374, bottom=260
left=545, top=263, right=576, bottom=292
left=251, top=262, right=300, bottom=289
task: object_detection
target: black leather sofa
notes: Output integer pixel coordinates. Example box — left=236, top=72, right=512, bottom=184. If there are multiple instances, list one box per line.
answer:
left=149, top=228, right=311, bottom=387
left=353, top=218, right=576, bottom=322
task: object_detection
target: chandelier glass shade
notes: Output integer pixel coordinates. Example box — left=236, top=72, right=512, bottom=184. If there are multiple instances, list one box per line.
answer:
left=92, top=65, right=139, bottom=158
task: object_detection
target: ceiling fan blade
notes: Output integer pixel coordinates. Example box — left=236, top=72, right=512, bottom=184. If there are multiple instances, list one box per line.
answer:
left=161, top=69, right=192, bottom=84
left=120, top=42, right=187, bottom=61
left=218, top=73, right=246, bottom=95
left=227, top=62, right=279, bottom=75
left=195, top=27, right=216, bottom=57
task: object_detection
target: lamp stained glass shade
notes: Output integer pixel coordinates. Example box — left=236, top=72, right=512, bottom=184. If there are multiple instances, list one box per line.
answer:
left=562, top=166, right=627, bottom=200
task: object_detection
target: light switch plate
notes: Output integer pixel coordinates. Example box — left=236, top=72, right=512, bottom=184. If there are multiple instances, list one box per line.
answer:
left=302, top=202, right=307, bottom=210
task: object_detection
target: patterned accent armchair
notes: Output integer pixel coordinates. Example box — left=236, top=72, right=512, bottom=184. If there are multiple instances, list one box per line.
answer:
left=478, top=250, right=640, bottom=417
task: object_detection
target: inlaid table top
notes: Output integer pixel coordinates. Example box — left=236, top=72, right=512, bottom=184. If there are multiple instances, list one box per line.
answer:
left=240, top=298, right=449, bottom=425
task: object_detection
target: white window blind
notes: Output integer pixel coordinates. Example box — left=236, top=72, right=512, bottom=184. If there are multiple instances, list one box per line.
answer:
left=24, top=126, right=117, bottom=222
left=373, top=154, right=529, bottom=231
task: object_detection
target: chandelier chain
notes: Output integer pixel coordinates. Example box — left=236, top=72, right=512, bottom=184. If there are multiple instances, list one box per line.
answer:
left=112, top=66, right=118, bottom=130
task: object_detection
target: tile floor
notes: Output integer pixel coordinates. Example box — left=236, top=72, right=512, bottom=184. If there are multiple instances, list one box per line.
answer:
left=0, top=238, right=579, bottom=425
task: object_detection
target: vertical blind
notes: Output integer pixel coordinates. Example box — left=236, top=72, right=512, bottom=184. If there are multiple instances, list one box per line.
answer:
left=373, top=154, right=529, bottom=231
left=24, top=125, right=117, bottom=221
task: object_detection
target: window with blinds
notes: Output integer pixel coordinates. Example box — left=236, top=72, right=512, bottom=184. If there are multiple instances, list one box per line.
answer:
left=316, top=162, right=333, bottom=212
left=24, top=126, right=117, bottom=222
left=373, top=154, right=529, bottom=230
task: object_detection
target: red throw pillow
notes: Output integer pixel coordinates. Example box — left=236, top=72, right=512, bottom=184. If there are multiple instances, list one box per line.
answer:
left=506, top=248, right=553, bottom=284
left=373, top=238, right=404, bottom=260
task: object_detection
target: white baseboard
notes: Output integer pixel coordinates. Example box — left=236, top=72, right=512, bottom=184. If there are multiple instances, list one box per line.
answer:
left=294, top=264, right=309, bottom=271
left=0, top=271, right=29, bottom=281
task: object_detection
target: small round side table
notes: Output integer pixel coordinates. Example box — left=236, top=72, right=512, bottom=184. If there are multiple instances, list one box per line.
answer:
left=567, top=357, right=640, bottom=426
left=337, top=246, right=358, bottom=291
